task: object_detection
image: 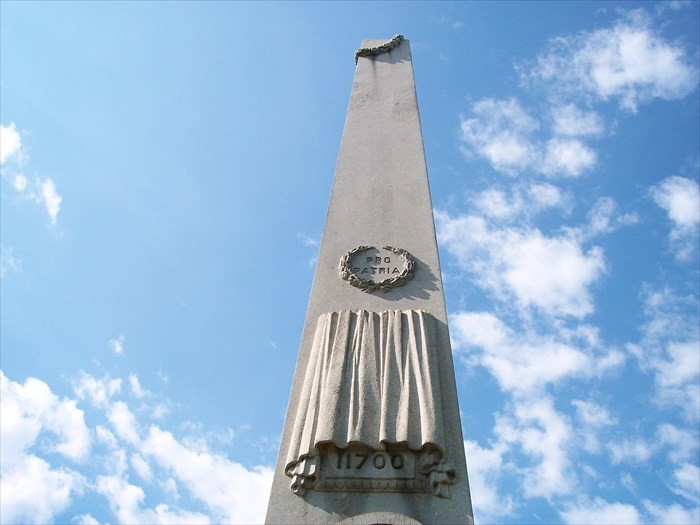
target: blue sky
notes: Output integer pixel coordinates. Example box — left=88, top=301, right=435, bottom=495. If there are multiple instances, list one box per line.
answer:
left=1, top=1, right=698, bottom=523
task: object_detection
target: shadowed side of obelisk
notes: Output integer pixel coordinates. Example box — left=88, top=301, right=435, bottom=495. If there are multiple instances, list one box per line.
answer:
left=265, top=37, right=473, bottom=525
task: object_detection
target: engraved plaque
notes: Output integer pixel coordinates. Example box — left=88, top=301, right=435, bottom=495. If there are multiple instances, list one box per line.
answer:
left=315, top=444, right=426, bottom=493
left=339, top=245, right=415, bottom=293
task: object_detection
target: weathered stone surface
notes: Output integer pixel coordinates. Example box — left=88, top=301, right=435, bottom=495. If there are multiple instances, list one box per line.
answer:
left=265, top=37, right=473, bottom=524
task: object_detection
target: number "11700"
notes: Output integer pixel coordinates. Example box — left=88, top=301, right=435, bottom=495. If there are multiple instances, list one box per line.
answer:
left=336, top=452, right=405, bottom=470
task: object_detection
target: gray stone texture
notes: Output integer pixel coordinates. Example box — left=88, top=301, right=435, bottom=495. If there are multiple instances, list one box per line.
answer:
left=265, top=38, right=474, bottom=524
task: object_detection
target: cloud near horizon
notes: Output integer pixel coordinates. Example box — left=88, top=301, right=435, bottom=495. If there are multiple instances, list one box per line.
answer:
left=0, top=369, right=273, bottom=524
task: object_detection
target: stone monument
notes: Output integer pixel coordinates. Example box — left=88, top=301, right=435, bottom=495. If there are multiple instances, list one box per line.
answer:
left=265, top=36, right=474, bottom=525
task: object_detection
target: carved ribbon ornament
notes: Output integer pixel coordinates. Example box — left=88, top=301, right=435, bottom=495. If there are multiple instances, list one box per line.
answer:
left=285, top=309, right=457, bottom=498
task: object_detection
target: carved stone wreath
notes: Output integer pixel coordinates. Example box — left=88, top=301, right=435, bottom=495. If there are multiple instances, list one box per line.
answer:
left=339, top=245, right=415, bottom=293
left=354, top=34, right=404, bottom=64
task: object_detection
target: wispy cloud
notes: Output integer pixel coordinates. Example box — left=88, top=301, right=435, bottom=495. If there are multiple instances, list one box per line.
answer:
left=1, top=369, right=274, bottom=524
left=436, top=210, right=607, bottom=318
left=109, top=336, right=125, bottom=356
left=41, top=179, right=63, bottom=226
left=571, top=399, right=617, bottom=453
left=0, top=245, right=22, bottom=279
left=650, top=176, right=700, bottom=260
left=527, top=10, right=699, bottom=112
left=463, top=440, right=513, bottom=523
left=550, top=104, right=605, bottom=137
left=627, top=287, right=700, bottom=422
left=643, top=500, right=700, bottom=525
left=461, top=11, right=698, bottom=180
left=460, top=98, right=599, bottom=177
left=460, top=98, right=540, bottom=176
left=450, top=311, right=622, bottom=394
left=297, top=233, right=319, bottom=247
left=0, top=123, right=23, bottom=165
left=472, top=182, right=572, bottom=221
left=1, top=122, right=63, bottom=226
left=498, top=396, right=576, bottom=498
left=560, top=496, right=642, bottom=524
left=1, top=371, right=89, bottom=524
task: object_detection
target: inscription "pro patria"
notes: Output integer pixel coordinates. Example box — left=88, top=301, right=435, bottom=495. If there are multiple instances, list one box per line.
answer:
left=339, top=245, right=415, bottom=293
left=354, top=254, right=401, bottom=276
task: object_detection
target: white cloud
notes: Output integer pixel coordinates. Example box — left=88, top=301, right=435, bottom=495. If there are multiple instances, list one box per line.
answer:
left=460, top=98, right=539, bottom=175
left=620, top=472, right=636, bottom=491
left=2, top=123, right=63, bottom=225
left=572, top=399, right=615, bottom=427
left=109, top=401, right=140, bottom=445
left=657, top=423, right=698, bottom=463
left=436, top=211, right=607, bottom=318
left=97, top=473, right=212, bottom=525
left=630, top=288, right=700, bottom=421
left=0, top=371, right=88, bottom=524
left=560, top=496, right=642, bottom=524
left=74, top=372, right=122, bottom=408
left=141, top=426, right=273, bottom=524
left=131, top=454, right=153, bottom=482
left=571, top=399, right=616, bottom=453
left=505, top=230, right=603, bottom=315
left=530, top=11, right=699, bottom=111
left=109, top=335, right=125, bottom=356
left=74, top=514, right=100, bottom=525
left=527, top=182, right=571, bottom=211
left=0, top=245, right=22, bottom=279
left=95, top=425, right=129, bottom=477
left=565, top=197, right=639, bottom=242
left=451, top=311, right=598, bottom=394
left=0, top=122, right=22, bottom=164
left=656, top=340, right=700, bottom=388
left=129, top=374, right=146, bottom=398
left=670, top=462, right=700, bottom=502
left=3, top=369, right=276, bottom=523
left=473, top=187, right=515, bottom=220
left=495, top=397, right=574, bottom=497
left=586, top=197, right=639, bottom=236
left=1, top=454, right=85, bottom=525
left=298, top=233, right=319, bottom=247
left=608, top=438, right=655, bottom=464
left=150, top=402, right=170, bottom=420
left=652, top=177, right=700, bottom=229
left=1, top=371, right=91, bottom=462
left=459, top=98, right=601, bottom=177
left=551, top=104, right=604, bottom=136
left=658, top=1, right=693, bottom=13
left=41, top=178, right=62, bottom=226
left=651, top=176, right=700, bottom=260
left=643, top=500, right=700, bottom=525
left=463, top=440, right=514, bottom=523
left=542, top=138, right=597, bottom=177
left=7, top=175, right=64, bottom=226
left=472, top=182, right=571, bottom=221
left=13, top=174, right=27, bottom=191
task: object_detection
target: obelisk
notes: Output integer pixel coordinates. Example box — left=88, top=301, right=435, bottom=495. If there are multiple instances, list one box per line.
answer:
left=265, top=36, right=474, bottom=525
